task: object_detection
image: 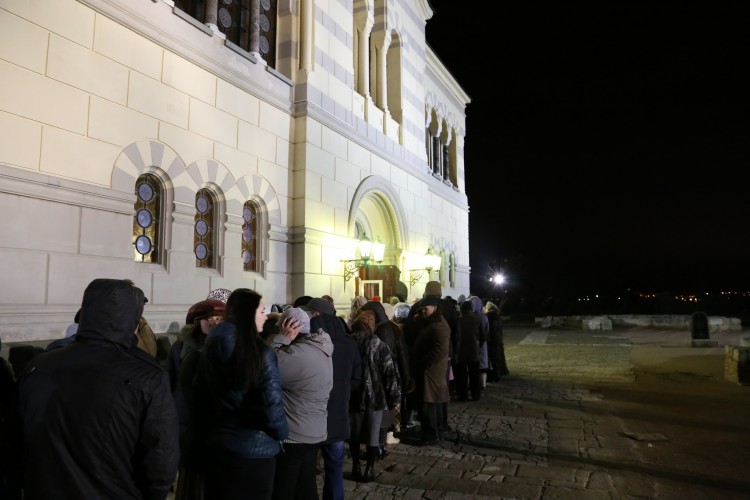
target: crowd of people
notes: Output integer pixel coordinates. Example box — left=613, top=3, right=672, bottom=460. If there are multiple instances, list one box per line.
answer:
left=0, top=278, right=509, bottom=500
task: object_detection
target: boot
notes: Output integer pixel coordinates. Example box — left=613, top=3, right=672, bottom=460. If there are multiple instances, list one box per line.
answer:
left=350, top=443, right=362, bottom=481
left=377, top=428, right=388, bottom=460
left=351, top=460, right=362, bottom=481
left=362, top=446, right=378, bottom=483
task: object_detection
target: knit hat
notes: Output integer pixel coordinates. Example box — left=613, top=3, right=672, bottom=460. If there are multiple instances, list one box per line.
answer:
left=424, top=281, right=442, bottom=297
left=383, top=303, right=395, bottom=320
left=207, top=288, right=231, bottom=304
left=279, top=307, right=311, bottom=334
left=186, top=299, right=226, bottom=324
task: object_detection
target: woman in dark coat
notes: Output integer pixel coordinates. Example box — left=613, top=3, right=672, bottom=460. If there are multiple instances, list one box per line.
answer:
left=358, top=300, right=410, bottom=457
left=188, top=288, right=288, bottom=500
left=348, top=310, right=401, bottom=483
left=485, top=300, right=510, bottom=381
left=455, top=300, right=484, bottom=401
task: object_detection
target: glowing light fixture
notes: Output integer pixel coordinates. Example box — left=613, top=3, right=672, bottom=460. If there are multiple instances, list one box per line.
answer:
left=409, top=247, right=442, bottom=288
left=340, top=232, right=384, bottom=285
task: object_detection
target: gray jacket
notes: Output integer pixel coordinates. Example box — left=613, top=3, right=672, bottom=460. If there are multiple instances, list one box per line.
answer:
left=267, top=330, right=334, bottom=443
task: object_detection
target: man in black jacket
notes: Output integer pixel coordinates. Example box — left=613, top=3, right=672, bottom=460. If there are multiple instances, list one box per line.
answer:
left=305, top=297, right=362, bottom=499
left=17, top=278, right=179, bottom=500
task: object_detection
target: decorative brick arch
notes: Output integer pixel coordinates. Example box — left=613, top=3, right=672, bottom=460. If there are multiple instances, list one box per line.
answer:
left=112, top=139, right=185, bottom=193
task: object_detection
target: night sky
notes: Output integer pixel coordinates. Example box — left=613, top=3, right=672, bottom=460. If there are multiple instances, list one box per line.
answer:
left=426, top=1, right=749, bottom=301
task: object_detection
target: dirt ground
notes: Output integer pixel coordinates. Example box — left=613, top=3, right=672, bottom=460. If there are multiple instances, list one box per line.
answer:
left=582, top=345, right=750, bottom=494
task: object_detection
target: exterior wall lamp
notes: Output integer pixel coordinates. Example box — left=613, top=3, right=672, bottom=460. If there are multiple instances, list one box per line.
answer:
left=341, top=232, right=385, bottom=285
left=408, top=247, right=442, bottom=288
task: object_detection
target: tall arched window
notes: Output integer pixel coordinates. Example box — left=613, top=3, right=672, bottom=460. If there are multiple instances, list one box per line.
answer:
left=242, top=200, right=259, bottom=272
left=133, top=173, right=162, bottom=263
left=194, top=188, right=217, bottom=268
left=173, top=0, right=277, bottom=67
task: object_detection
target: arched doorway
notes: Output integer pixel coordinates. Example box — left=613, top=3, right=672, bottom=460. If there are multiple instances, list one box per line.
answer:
left=348, top=176, right=408, bottom=301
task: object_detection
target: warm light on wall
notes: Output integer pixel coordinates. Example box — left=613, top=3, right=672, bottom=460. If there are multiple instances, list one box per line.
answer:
left=340, top=232, right=385, bottom=285
left=408, top=247, right=441, bottom=287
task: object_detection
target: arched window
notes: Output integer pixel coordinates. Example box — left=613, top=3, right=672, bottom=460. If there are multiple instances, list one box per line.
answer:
left=173, top=0, right=277, bottom=68
left=242, top=201, right=259, bottom=272
left=194, top=188, right=217, bottom=268
left=133, top=173, right=162, bottom=263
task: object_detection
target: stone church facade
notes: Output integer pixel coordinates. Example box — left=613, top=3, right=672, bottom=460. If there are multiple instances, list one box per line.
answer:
left=0, top=0, right=470, bottom=342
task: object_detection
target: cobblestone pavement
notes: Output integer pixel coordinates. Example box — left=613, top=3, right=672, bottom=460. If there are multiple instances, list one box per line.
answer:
left=321, top=326, right=750, bottom=499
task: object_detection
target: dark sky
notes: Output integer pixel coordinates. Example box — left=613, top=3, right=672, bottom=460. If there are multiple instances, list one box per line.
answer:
left=426, top=1, right=749, bottom=300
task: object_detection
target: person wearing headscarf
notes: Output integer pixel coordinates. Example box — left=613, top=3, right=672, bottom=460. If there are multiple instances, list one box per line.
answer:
left=348, top=310, right=401, bottom=483
left=468, top=295, right=490, bottom=389
left=346, top=295, right=368, bottom=329
left=485, top=300, right=510, bottom=381
left=17, top=278, right=179, bottom=499
left=267, top=307, right=333, bottom=499
left=455, top=300, right=485, bottom=401
left=358, top=300, right=411, bottom=458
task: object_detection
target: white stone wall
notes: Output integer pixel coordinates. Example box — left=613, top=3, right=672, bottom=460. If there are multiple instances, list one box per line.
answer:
left=0, top=0, right=471, bottom=343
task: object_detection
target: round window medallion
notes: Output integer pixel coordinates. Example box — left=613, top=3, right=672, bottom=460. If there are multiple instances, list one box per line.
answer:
left=195, top=220, right=208, bottom=236
left=260, top=14, right=270, bottom=32
left=138, top=183, right=153, bottom=202
left=196, top=196, right=208, bottom=213
left=243, top=250, right=254, bottom=264
left=136, top=209, right=152, bottom=228
left=218, top=8, right=232, bottom=29
left=135, top=235, right=152, bottom=255
left=261, top=0, right=271, bottom=10
left=195, top=243, right=208, bottom=261
left=259, top=36, right=270, bottom=54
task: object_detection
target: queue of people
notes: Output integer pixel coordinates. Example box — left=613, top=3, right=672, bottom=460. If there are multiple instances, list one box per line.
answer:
left=0, top=278, right=509, bottom=500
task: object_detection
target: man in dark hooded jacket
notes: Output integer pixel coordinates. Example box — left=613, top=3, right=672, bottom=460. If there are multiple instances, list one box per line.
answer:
left=17, top=278, right=179, bottom=500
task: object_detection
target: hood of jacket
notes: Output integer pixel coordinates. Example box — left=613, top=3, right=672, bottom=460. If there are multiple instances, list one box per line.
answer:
left=295, top=330, right=334, bottom=358
left=359, top=301, right=389, bottom=327
left=468, top=295, right=483, bottom=314
left=310, top=313, right=347, bottom=340
left=75, top=278, right=145, bottom=349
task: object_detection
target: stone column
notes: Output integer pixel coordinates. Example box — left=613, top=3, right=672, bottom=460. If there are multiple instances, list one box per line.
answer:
left=249, top=0, right=260, bottom=58
left=300, top=0, right=313, bottom=71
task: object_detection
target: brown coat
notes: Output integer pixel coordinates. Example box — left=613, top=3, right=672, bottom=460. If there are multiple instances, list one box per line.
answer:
left=412, top=312, right=450, bottom=404
left=135, top=316, right=158, bottom=358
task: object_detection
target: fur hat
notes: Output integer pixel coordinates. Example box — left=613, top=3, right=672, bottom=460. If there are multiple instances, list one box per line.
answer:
left=207, top=288, right=231, bottom=304
left=421, top=295, right=441, bottom=307
left=279, top=307, right=311, bottom=334
left=393, top=302, right=410, bottom=320
left=424, top=281, right=442, bottom=297
left=186, top=299, right=225, bottom=324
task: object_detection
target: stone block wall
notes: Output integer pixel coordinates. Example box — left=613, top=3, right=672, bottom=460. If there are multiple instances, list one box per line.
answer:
left=724, top=345, right=750, bottom=385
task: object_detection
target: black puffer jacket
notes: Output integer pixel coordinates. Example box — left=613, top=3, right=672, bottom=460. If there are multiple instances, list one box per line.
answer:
left=18, top=279, right=179, bottom=500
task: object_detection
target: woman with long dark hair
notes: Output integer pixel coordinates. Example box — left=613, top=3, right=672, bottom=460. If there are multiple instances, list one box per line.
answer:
left=188, top=288, right=288, bottom=499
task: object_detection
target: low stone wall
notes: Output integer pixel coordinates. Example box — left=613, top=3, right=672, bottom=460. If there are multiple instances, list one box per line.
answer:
left=534, top=315, right=742, bottom=332
left=724, top=344, right=750, bottom=385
